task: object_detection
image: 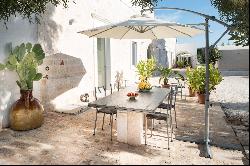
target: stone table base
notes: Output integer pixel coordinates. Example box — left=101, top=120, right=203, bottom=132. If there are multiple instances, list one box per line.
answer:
left=117, top=111, right=144, bottom=146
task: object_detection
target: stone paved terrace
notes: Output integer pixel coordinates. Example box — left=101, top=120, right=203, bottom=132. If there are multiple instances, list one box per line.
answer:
left=0, top=94, right=248, bottom=165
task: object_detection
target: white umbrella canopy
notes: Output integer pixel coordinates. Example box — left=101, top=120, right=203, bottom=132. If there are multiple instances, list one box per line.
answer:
left=78, top=15, right=204, bottom=39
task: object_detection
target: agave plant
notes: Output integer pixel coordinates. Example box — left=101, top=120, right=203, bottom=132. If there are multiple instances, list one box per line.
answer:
left=0, top=43, right=45, bottom=90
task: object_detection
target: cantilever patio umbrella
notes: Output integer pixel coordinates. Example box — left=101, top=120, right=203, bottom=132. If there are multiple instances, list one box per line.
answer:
left=78, top=14, right=204, bottom=39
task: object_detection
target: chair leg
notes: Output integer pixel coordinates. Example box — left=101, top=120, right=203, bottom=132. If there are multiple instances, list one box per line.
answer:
left=170, top=110, right=173, bottom=142
left=110, top=113, right=114, bottom=141
left=181, top=87, right=183, bottom=99
left=93, top=110, right=98, bottom=136
left=151, top=119, right=153, bottom=137
left=166, top=116, right=170, bottom=150
left=174, top=107, right=178, bottom=129
left=159, top=109, right=161, bottom=124
left=109, top=115, right=111, bottom=125
left=145, top=114, right=147, bottom=145
left=102, top=113, right=106, bottom=130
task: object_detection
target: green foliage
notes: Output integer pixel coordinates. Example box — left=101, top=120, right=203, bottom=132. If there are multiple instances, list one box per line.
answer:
left=211, top=0, right=249, bottom=46
left=197, top=47, right=222, bottom=66
left=158, top=66, right=174, bottom=85
left=157, top=66, right=183, bottom=85
left=186, top=67, right=196, bottom=92
left=0, top=63, right=5, bottom=70
left=136, top=57, right=157, bottom=81
left=131, top=0, right=158, bottom=12
left=0, top=43, right=45, bottom=90
left=0, top=0, right=71, bottom=27
left=188, top=65, right=223, bottom=94
left=176, top=61, right=185, bottom=68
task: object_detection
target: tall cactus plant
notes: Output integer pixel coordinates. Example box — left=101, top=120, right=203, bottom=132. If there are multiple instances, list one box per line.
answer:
left=0, top=43, right=45, bottom=90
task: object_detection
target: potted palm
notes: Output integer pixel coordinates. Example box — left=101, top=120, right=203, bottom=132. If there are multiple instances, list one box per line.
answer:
left=0, top=43, right=45, bottom=131
left=158, top=66, right=183, bottom=88
left=191, top=64, right=223, bottom=104
left=136, top=58, right=156, bottom=92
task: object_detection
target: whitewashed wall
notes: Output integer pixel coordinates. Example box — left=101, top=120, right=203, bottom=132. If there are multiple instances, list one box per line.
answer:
left=0, top=0, right=173, bottom=128
left=176, top=43, right=198, bottom=67
left=0, top=16, right=38, bottom=128
left=31, top=0, right=153, bottom=112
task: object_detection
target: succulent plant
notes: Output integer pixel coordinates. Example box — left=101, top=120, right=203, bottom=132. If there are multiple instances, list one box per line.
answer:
left=0, top=43, right=45, bottom=90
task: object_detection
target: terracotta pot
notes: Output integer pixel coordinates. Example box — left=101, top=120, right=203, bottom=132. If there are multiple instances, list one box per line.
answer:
left=10, top=90, right=44, bottom=131
left=161, top=84, right=170, bottom=89
left=197, top=93, right=206, bottom=104
left=188, top=87, right=196, bottom=97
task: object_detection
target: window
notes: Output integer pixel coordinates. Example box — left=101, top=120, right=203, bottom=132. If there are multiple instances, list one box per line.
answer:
left=132, top=42, right=137, bottom=66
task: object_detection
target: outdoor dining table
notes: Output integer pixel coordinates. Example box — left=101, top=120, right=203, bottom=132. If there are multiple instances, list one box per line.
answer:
left=88, top=86, right=171, bottom=146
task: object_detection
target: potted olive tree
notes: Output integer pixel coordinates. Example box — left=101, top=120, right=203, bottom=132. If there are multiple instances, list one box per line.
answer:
left=0, top=43, right=45, bottom=131
left=190, top=64, right=223, bottom=104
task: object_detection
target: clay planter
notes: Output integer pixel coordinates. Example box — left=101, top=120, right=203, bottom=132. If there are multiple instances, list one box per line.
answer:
left=188, top=87, right=196, bottom=97
left=161, top=84, right=171, bottom=89
left=10, top=90, right=44, bottom=131
left=197, top=93, right=206, bottom=104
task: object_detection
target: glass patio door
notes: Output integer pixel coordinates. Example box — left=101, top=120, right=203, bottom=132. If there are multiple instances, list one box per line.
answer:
left=97, top=38, right=111, bottom=88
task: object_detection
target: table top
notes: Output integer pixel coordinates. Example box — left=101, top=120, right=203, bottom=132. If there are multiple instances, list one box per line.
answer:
left=88, top=87, right=170, bottom=113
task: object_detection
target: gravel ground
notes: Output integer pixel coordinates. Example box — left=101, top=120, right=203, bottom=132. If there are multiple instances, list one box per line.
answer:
left=210, top=76, right=249, bottom=127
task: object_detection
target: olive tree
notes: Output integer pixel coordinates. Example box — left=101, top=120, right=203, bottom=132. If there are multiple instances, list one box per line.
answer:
left=0, top=0, right=71, bottom=26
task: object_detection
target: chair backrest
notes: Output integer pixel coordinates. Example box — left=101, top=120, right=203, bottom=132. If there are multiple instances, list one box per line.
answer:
left=168, top=86, right=178, bottom=107
left=94, top=86, right=106, bottom=101
left=175, top=77, right=186, bottom=87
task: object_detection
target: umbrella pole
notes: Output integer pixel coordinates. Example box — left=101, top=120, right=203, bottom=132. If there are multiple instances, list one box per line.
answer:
left=204, top=18, right=212, bottom=159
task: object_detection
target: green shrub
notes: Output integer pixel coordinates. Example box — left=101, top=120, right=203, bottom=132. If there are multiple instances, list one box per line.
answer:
left=189, top=64, right=223, bottom=94
left=197, top=47, right=222, bottom=66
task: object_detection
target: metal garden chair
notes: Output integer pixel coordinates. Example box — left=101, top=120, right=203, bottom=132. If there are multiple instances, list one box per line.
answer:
left=93, top=85, right=117, bottom=141
left=144, top=86, right=176, bottom=150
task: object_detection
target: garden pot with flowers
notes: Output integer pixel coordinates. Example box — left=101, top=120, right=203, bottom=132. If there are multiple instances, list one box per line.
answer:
left=136, top=57, right=156, bottom=92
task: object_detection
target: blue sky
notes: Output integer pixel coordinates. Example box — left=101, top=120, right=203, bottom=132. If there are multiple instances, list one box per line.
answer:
left=154, top=0, right=232, bottom=48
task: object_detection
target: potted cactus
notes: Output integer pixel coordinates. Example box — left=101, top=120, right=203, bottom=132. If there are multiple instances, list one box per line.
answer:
left=0, top=43, right=45, bottom=131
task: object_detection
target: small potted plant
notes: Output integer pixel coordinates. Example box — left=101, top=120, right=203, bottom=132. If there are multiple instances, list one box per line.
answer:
left=158, top=66, right=183, bottom=89
left=191, top=64, right=223, bottom=104
left=136, top=57, right=156, bottom=92
left=0, top=43, right=45, bottom=131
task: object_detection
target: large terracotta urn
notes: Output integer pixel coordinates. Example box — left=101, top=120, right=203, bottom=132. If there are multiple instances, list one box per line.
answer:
left=10, top=90, right=44, bottom=131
